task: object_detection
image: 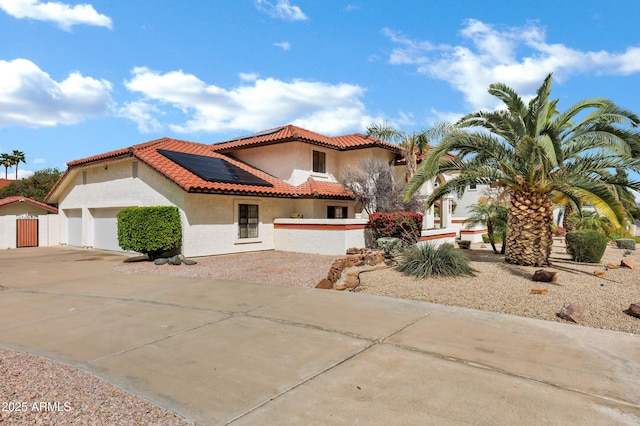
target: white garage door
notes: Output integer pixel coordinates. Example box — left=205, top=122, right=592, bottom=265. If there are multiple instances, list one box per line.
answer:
left=66, top=209, right=82, bottom=247
left=92, top=208, right=123, bottom=252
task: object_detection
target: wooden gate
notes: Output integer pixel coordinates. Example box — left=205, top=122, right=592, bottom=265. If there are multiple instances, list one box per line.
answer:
left=17, top=218, right=38, bottom=248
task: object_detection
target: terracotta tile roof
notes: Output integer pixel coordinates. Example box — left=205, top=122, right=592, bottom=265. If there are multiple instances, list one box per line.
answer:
left=0, top=179, right=14, bottom=189
left=211, top=124, right=402, bottom=154
left=0, top=196, right=58, bottom=213
left=294, top=177, right=355, bottom=198
left=47, top=137, right=356, bottom=200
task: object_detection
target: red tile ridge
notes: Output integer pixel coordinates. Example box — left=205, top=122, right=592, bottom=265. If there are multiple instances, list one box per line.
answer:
left=0, top=196, right=58, bottom=213
left=211, top=124, right=402, bottom=154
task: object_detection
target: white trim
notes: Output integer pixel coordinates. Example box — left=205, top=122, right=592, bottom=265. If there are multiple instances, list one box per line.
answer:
left=233, top=198, right=262, bottom=243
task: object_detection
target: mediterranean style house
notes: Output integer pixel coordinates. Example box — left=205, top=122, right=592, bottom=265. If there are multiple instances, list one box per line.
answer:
left=43, top=125, right=486, bottom=256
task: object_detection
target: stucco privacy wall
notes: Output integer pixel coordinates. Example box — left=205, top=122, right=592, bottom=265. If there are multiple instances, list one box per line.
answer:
left=273, top=218, right=368, bottom=255
left=38, top=214, right=59, bottom=247
left=0, top=215, right=16, bottom=249
left=56, top=159, right=184, bottom=249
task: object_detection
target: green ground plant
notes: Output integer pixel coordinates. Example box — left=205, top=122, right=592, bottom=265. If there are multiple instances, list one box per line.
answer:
left=396, top=243, right=473, bottom=278
left=565, top=230, right=607, bottom=263
left=615, top=238, right=636, bottom=250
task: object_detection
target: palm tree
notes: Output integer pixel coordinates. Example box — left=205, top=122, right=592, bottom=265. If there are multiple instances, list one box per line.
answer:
left=464, top=198, right=508, bottom=254
left=0, top=153, right=11, bottom=180
left=404, top=73, right=640, bottom=266
left=366, top=122, right=450, bottom=183
left=11, top=150, right=25, bottom=180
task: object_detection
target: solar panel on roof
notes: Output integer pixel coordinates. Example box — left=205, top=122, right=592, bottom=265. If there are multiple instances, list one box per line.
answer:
left=219, top=126, right=284, bottom=143
left=158, top=149, right=273, bottom=187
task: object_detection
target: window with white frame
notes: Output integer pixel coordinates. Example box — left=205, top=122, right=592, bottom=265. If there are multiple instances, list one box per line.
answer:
left=238, top=204, right=259, bottom=238
left=468, top=184, right=477, bottom=190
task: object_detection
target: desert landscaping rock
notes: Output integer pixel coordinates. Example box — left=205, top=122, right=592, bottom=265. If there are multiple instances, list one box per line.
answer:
left=315, top=278, right=333, bottom=289
left=629, top=303, right=640, bottom=319
left=154, top=257, right=169, bottom=265
left=182, top=258, right=197, bottom=265
left=558, top=302, right=583, bottom=324
left=532, top=269, right=558, bottom=282
left=621, top=257, right=636, bottom=269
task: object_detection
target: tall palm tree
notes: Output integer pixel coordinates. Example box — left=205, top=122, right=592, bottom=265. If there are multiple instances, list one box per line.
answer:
left=405, top=73, right=640, bottom=266
left=11, top=150, right=25, bottom=180
left=0, top=153, right=11, bottom=180
left=366, top=122, right=450, bottom=183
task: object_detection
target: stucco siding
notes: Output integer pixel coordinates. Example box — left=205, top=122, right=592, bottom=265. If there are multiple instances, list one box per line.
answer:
left=182, top=193, right=296, bottom=257
left=57, top=160, right=184, bottom=249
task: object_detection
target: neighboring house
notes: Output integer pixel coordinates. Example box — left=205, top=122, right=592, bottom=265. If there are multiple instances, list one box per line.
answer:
left=0, top=196, right=58, bottom=249
left=0, top=179, right=14, bottom=190
left=44, top=124, right=486, bottom=256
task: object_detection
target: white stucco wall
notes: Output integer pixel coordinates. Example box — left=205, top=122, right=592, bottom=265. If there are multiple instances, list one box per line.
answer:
left=273, top=218, right=368, bottom=255
left=182, top=193, right=299, bottom=257
left=418, top=228, right=457, bottom=248
left=229, top=142, right=398, bottom=187
left=55, top=159, right=184, bottom=250
left=38, top=214, right=59, bottom=247
left=0, top=215, right=16, bottom=249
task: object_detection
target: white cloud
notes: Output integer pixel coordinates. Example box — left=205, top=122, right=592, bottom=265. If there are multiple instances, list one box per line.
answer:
left=33, top=158, right=46, bottom=164
left=239, top=72, right=259, bottom=82
left=0, top=58, right=114, bottom=127
left=0, top=0, right=112, bottom=30
left=385, top=19, right=640, bottom=111
left=119, top=101, right=163, bottom=133
left=255, top=0, right=308, bottom=21
left=273, top=41, right=291, bottom=50
left=123, top=67, right=374, bottom=135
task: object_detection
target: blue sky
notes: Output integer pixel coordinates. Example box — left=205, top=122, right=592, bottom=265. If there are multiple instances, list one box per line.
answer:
left=2, top=0, right=640, bottom=179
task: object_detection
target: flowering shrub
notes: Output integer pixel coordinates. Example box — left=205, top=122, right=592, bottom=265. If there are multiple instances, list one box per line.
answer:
left=369, top=212, right=423, bottom=244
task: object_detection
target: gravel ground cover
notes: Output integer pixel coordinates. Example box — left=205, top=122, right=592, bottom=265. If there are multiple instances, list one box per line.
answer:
left=0, top=348, right=192, bottom=425
left=114, top=250, right=339, bottom=288
left=358, top=240, right=640, bottom=335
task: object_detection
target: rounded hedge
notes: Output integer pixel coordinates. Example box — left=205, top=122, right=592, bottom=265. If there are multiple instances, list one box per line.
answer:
left=565, top=230, right=607, bottom=263
left=117, top=206, right=182, bottom=258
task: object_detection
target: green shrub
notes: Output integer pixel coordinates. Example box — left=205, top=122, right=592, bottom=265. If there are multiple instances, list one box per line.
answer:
left=396, top=243, right=473, bottom=278
left=565, top=230, right=607, bottom=263
left=376, top=237, right=405, bottom=259
left=369, top=212, right=423, bottom=244
left=117, top=206, right=182, bottom=258
left=481, top=233, right=490, bottom=243
left=615, top=238, right=636, bottom=250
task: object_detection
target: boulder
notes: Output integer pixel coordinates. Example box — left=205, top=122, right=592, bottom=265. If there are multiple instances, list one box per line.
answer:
left=457, top=240, right=471, bottom=249
left=532, top=270, right=558, bottom=283
left=628, top=303, right=640, bottom=319
left=182, top=258, right=197, bottom=265
left=154, top=257, right=169, bottom=265
left=621, top=258, right=636, bottom=269
left=168, top=255, right=182, bottom=265
left=558, top=302, right=583, bottom=324
left=315, top=279, right=333, bottom=289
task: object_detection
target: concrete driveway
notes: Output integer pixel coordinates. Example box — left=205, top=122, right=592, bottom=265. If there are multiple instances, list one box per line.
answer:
left=1, top=247, right=639, bottom=425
